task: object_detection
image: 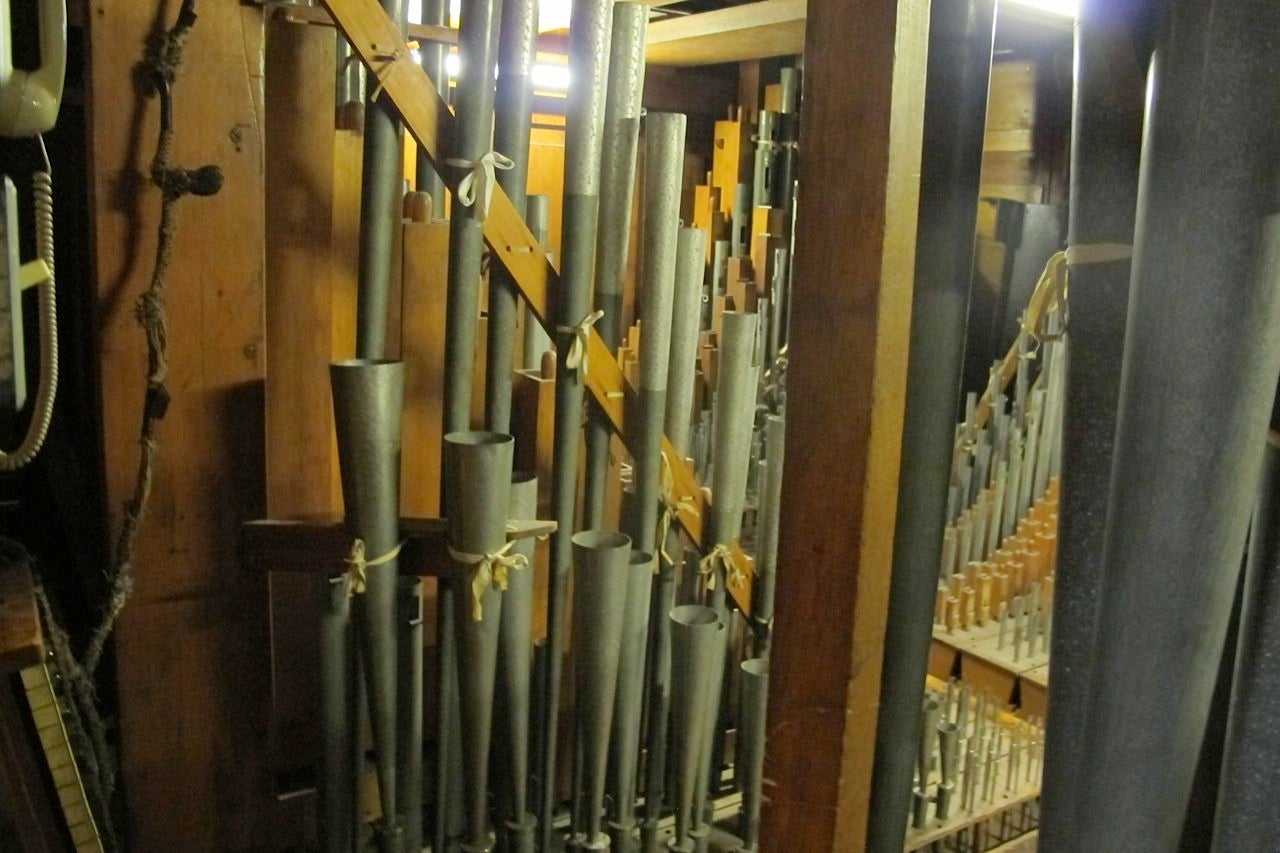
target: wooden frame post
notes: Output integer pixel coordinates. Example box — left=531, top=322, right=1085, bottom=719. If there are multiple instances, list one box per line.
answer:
left=761, top=0, right=929, bottom=849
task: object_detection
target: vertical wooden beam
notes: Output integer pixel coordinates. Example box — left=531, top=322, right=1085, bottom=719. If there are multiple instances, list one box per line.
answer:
left=762, top=0, right=928, bottom=849
left=88, top=1, right=279, bottom=848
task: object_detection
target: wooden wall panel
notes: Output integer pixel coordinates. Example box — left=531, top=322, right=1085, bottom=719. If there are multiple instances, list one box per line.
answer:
left=761, top=0, right=929, bottom=848
left=87, top=0, right=283, bottom=848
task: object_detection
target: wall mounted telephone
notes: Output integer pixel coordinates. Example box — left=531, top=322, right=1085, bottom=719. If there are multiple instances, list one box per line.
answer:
left=0, top=0, right=66, bottom=470
left=0, top=0, right=66, bottom=137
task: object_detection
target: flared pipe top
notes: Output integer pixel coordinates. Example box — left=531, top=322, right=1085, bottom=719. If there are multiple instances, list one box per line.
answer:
left=444, top=431, right=515, bottom=556
left=330, top=359, right=405, bottom=548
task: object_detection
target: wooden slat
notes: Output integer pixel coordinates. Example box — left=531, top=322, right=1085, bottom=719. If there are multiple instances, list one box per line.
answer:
left=320, top=0, right=754, bottom=613
left=762, top=0, right=929, bottom=849
left=646, top=0, right=806, bottom=66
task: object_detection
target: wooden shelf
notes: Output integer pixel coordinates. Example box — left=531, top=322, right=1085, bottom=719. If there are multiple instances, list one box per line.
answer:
left=646, top=0, right=806, bottom=66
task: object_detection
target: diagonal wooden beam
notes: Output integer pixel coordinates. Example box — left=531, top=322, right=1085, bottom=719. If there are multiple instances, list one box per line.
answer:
left=319, top=0, right=753, bottom=613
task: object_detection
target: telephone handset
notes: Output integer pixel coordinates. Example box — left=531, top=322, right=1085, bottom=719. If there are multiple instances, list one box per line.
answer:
left=0, top=0, right=66, bottom=469
left=0, top=0, right=66, bottom=137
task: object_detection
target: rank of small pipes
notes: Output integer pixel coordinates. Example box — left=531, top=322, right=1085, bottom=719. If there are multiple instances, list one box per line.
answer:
left=905, top=678, right=1045, bottom=852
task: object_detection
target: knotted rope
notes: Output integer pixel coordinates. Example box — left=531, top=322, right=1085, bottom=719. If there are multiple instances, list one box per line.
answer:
left=558, top=309, right=605, bottom=377
left=342, top=539, right=406, bottom=597
left=449, top=540, right=529, bottom=621
left=658, top=452, right=698, bottom=569
left=698, top=542, right=743, bottom=590
left=446, top=150, right=514, bottom=222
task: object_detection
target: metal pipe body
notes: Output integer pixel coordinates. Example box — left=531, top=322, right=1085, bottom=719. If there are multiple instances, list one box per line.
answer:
left=415, top=0, right=448, bottom=208
left=356, top=0, right=405, bottom=359
left=584, top=2, right=649, bottom=528
left=570, top=531, right=633, bottom=848
left=735, top=658, right=769, bottom=852
left=486, top=0, right=539, bottom=434
left=440, top=4, right=504, bottom=849
left=751, top=111, right=777, bottom=209
left=521, top=195, right=554, bottom=368
left=1039, top=2, right=1149, bottom=842
left=753, top=414, right=785, bottom=656
left=626, top=112, right=686, bottom=550
left=541, top=3, right=614, bottom=846
left=1212, top=433, right=1280, bottom=850
left=608, top=551, right=656, bottom=852
left=709, top=311, right=760, bottom=595
left=668, top=606, right=724, bottom=852
left=730, top=183, right=751, bottom=258
left=445, top=431, right=516, bottom=852
left=444, top=0, right=504, bottom=433
left=772, top=68, right=800, bottom=222
left=331, top=359, right=406, bottom=849
left=396, top=579, right=424, bottom=851
left=500, top=473, right=540, bottom=852
left=1071, top=0, right=1280, bottom=847
left=320, top=575, right=354, bottom=853
left=867, top=3, right=996, bottom=850
left=666, top=228, right=708, bottom=459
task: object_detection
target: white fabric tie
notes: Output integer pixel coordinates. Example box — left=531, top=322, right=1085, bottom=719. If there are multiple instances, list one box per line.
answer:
left=446, top=151, right=514, bottom=221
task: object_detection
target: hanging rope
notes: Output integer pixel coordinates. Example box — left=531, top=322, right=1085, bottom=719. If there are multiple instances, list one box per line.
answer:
left=33, top=3, right=221, bottom=846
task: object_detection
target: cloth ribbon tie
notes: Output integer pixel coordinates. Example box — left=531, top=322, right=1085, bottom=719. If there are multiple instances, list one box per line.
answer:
left=343, top=538, right=405, bottom=597
left=448, top=540, right=529, bottom=621
left=558, top=310, right=604, bottom=377
left=658, top=452, right=699, bottom=569
left=698, top=543, right=742, bottom=590
left=446, top=151, right=515, bottom=222
left=369, top=42, right=419, bottom=102
left=1022, top=243, right=1133, bottom=344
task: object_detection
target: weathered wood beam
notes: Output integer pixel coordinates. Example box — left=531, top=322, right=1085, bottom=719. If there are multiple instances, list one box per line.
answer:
left=645, top=0, right=806, bottom=66
left=318, top=0, right=754, bottom=613
left=762, top=0, right=929, bottom=848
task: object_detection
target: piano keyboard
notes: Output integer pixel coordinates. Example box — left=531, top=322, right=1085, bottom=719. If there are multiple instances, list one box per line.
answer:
left=19, top=660, right=104, bottom=852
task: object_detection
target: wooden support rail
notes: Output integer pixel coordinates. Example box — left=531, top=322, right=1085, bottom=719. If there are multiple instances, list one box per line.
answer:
left=315, top=0, right=754, bottom=613
left=242, top=516, right=556, bottom=576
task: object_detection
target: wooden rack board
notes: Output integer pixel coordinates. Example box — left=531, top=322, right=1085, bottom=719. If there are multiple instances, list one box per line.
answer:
left=930, top=624, right=1051, bottom=718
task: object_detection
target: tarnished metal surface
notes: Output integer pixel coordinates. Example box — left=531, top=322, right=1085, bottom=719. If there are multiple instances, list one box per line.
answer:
left=1071, top=0, right=1280, bottom=846
left=356, top=0, right=405, bottom=360
left=666, top=228, right=708, bottom=459
left=867, top=3, right=996, bottom=850
left=736, top=658, right=769, bottom=852
left=320, top=574, right=354, bottom=853
left=331, top=358, right=405, bottom=849
left=753, top=414, right=785, bottom=656
left=1213, top=433, right=1280, bottom=849
left=500, top=473, right=540, bottom=852
left=668, top=605, right=724, bottom=853
left=570, top=530, right=632, bottom=848
left=445, top=431, right=516, bottom=853
left=608, top=550, right=656, bottom=852
left=584, top=1, right=650, bottom=528
left=1040, top=2, right=1148, bottom=840
left=395, top=579, right=424, bottom=851
left=486, top=0, right=539, bottom=434
left=541, top=0, right=615, bottom=844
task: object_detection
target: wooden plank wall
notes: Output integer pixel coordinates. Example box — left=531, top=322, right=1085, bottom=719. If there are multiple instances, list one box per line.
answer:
left=87, top=1, right=291, bottom=849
